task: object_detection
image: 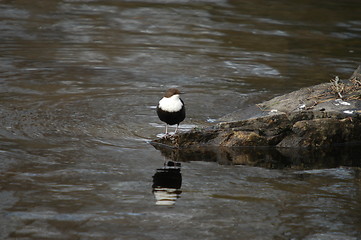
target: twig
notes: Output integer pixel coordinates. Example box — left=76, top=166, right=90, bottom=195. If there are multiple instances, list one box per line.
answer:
left=330, top=76, right=344, bottom=99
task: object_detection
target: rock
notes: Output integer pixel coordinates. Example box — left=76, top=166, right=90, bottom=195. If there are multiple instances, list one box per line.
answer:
left=152, top=66, right=361, bottom=149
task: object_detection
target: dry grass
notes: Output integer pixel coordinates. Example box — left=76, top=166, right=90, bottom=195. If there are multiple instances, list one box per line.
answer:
left=329, top=76, right=361, bottom=100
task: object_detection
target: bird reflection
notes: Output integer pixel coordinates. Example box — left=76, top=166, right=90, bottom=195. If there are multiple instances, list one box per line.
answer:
left=152, top=161, right=182, bottom=206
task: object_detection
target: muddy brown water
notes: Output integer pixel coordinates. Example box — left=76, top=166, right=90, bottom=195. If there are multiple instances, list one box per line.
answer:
left=1, top=0, right=361, bottom=239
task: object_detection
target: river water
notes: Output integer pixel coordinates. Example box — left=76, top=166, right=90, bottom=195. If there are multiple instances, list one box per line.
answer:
left=1, top=0, right=361, bottom=239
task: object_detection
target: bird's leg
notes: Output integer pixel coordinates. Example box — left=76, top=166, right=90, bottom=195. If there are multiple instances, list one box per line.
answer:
left=175, top=124, right=179, bottom=133
left=163, top=156, right=167, bottom=166
left=165, top=124, right=168, bottom=135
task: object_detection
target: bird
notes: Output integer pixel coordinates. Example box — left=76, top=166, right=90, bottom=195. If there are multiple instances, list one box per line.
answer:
left=157, top=88, right=186, bottom=134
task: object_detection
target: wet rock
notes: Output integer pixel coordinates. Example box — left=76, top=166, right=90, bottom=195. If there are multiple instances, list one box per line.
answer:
left=152, top=66, right=361, bottom=149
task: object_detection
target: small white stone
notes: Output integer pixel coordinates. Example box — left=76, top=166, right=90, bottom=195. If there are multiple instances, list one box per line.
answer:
left=335, top=99, right=351, bottom=106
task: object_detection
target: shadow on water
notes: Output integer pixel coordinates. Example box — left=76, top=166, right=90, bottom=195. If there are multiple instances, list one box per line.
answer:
left=150, top=141, right=361, bottom=169
left=152, top=160, right=182, bottom=206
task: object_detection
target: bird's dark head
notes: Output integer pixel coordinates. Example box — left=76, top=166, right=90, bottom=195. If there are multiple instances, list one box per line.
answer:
left=164, top=88, right=183, bottom=98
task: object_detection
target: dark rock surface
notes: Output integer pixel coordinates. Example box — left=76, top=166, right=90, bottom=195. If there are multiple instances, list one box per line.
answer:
left=152, top=66, right=361, bottom=151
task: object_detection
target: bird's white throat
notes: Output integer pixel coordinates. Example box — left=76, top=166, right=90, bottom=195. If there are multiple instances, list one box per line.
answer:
left=158, top=94, right=183, bottom=112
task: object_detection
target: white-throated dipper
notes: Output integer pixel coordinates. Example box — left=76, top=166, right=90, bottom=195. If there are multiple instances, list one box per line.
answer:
left=157, top=88, right=186, bottom=134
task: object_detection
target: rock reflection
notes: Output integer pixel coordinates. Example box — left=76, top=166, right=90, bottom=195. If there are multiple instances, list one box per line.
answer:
left=152, top=161, right=182, bottom=206
left=151, top=141, right=361, bottom=169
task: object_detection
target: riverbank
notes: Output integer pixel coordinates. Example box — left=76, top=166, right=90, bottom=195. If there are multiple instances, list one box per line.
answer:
left=152, top=66, right=361, bottom=150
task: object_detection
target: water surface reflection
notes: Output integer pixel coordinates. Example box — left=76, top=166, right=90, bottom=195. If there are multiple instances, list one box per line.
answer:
left=152, top=161, right=182, bottom=206
left=151, top=141, right=361, bottom=169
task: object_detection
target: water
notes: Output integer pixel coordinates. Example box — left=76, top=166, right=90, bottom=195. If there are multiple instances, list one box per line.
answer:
left=1, top=0, right=361, bottom=239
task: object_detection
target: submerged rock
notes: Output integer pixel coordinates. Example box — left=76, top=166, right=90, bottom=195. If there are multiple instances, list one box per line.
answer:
left=152, top=66, right=361, bottom=150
